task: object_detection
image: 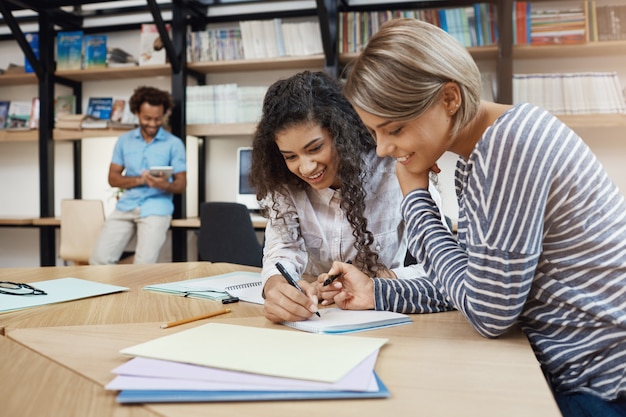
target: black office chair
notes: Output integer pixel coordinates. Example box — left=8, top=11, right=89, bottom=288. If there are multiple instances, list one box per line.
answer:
left=197, top=202, right=264, bottom=267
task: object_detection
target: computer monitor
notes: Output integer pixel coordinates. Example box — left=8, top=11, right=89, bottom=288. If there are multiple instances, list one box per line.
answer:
left=236, top=147, right=260, bottom=211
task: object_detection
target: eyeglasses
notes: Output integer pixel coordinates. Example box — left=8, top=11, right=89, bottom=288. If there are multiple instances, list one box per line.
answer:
left=0, top=281, right=47, bottom=296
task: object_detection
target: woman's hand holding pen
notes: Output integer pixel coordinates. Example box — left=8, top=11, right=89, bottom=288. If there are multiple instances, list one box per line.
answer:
left=318, top=261, right=375, bottom=310
left=263, top=275, right=319, bottom=323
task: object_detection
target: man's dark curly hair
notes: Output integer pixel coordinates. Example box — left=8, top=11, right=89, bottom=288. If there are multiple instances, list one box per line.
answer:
left=129, top=86, right=173, bottom=114
left=250, top=71, right=387, bottom=277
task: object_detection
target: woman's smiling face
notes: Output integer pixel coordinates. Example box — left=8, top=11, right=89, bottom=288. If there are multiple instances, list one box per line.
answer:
left=275, top=122, right=341, bottom=190
left=354, top=103, right=453, bottom=176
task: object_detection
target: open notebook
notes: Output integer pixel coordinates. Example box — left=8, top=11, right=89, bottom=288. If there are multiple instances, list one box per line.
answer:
left=180, top=272, right=264, bottom=304
left=282, top=308, right=412, bottom=334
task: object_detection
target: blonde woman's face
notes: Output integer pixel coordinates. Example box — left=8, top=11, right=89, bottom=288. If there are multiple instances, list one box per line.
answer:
left=355, top=104, right=452, bottom=176
left=275, top=122, right=341, bottom=190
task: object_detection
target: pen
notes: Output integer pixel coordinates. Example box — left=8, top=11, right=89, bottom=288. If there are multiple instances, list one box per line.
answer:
left=323, top=260, right=353, bottom=286
left=160, top=308, right=231, bottom=329
left=275, top=262, right=321, bottom=317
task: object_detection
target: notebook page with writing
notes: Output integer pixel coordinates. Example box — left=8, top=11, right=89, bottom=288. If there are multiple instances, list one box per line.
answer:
left=282, top=308, right=411, bottom=334
left=182, top=272, right=264, bottom=304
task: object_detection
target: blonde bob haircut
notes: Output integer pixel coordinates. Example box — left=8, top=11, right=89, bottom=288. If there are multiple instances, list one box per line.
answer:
left=344, top=18, right=482, bottom=137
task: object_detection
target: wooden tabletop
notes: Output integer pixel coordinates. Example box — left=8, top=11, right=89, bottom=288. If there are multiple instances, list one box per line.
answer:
left=0, top=262, right=561, bottom=416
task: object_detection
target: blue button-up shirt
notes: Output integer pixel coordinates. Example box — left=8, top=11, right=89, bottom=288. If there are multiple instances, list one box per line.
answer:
left=112, top=127, right=186, bottom=217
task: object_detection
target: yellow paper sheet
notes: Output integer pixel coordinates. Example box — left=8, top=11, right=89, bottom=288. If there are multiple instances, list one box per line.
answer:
left=120, top=322, right=387, bottom=383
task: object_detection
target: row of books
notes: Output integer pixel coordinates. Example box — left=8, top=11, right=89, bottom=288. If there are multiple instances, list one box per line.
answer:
left=0, top=99, right=38, bottom=130
left=55, top=96, right=137, bottom=130
left=513, top=1, right=626, bottom=45
left=186, top=84, right=267, bottom=125
left=37, top=23, right=168, bottom=73
left=513, top=71, right=626, bottom=114
left=338, top=3, right=499, bottom=53
left=187, top=19, right=323, bottom=62
left=338, top=1, right=625, bottom=54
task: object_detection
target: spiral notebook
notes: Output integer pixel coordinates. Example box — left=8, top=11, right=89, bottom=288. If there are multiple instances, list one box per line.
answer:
left=182, top=272, right=264, bottom=305
left=282, top=308, right=412, bottom=334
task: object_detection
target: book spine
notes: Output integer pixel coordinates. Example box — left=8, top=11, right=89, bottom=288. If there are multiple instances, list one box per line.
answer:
left=24, top=32, right=39, bottom=73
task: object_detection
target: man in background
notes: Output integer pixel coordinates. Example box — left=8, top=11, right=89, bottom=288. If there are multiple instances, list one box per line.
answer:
left=90, top=86, right=186, bottom=264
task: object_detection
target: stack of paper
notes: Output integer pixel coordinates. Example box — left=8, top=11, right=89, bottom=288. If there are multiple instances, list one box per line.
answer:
left=108, top=322, right=390, bottom=403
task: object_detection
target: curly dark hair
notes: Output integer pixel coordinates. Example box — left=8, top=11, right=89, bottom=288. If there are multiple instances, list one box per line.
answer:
left=129, top=86, right=173, bottom=114
left=250, top=71, right=386, bottom=277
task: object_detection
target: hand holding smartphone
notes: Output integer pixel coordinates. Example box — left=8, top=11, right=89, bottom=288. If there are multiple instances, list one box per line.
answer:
left=149, top=166, right=173, bottom=179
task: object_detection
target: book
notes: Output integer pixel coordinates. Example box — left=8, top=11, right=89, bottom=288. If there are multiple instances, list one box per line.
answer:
left=81, top=115, right=109, bottom=129
left=110, top=99, right=125, bottom=123
left=83, top=34, right=107, bottom=69
left=24, top=32, right=39, bottom=73
left=86, top=97, right=113, bottom=120
left=0, top=277, right=128, bottom=313
left=6, top=100, right=32, bottom=130
left=139, top=23, right=170, bottom=66
left=56, top=30, right=83, bottom=70
left=29, top=97, right=40, bottom=129
left=114, top=372, right=390, bottom=403
left=54, top=95, right=76, bottom=120
left=282, top=308, right=412, bottom=334
left=0, top=100, right=9, bottom=129
left=178, top=271, right=264, bottom=304
left=107, top=47, right=138, bottom=67
left=4, top=63, right=25, bottom=74
left=55, top=113, right=85, bottom=130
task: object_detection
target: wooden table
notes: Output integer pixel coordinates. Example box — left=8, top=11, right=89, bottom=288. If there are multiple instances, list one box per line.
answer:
left=0, top=262, right=561, bottom=416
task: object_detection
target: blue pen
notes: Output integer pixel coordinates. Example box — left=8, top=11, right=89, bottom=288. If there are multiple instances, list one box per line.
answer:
left=275, top=262, right=320, bottom=317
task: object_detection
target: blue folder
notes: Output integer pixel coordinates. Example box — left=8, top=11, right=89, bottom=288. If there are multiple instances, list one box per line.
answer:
left=116, top=372, right=390, bottom=403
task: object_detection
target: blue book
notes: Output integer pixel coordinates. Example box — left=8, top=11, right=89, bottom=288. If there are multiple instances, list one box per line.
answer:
left=86, top=97, right=113, bottom=120
left=84, top=34, right=107, bottom=68
left=116, top=372, right=390, bottom=403
left=24, top=32, right=39, bottom=73
left=56, top=30, right=83, bottom=70
left=0, top=100, right=9, bottom=129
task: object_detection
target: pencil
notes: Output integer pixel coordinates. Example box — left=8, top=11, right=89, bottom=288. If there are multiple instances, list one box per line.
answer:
left=160, top=308, right=231, bottom=329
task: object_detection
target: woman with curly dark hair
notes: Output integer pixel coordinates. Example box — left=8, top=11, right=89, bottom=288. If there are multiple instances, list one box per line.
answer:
left=250, top=71, right=441, bottom=323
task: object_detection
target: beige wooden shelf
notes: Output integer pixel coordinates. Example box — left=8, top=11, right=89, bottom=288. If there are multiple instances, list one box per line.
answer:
left=188, top=54, right=325, bottom=73
left=339, top=45, right=498, bottom=65
left=53, top=128, right=132, bottom=141
left=0, top=129, right=38, bottom=142
left=55, top=64, right=171, bottom=82
left=555, top=113, right=626, bottom=128
left=186, top=122, right=257, bottom=137
left=0, top=72, right=37, bottom=87
left=514, top=40, right=626, bottom=59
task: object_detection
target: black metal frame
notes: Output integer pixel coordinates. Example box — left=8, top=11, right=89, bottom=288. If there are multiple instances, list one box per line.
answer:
left=0, top=0, right=514, bottom=265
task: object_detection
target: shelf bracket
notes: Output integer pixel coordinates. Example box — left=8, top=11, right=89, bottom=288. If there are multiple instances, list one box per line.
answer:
left=146, top=0, right=181, bottom=74
left=0, top=1, right=42, bottom=78
left=316, top=0, right=338, bottom=76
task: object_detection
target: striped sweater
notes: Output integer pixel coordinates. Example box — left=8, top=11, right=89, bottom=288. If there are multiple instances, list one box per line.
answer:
left=374, top=103, right=626, bottom=400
